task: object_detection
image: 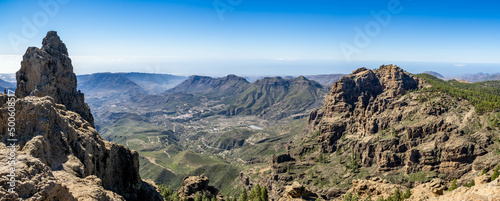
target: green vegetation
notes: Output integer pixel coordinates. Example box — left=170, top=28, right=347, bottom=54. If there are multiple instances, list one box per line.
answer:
left=464, top=179, right=475, bottom=188
left=158, top=184, right=180, bottom=201
left=492, top=165, right=500, bottom=181
left=239, top=188, right=248, bottom=201
left=343, top=192, right=359, bottom=201
left=194, top=192, right=202, bottom=201
left=406, top=171, right=437, bottom=183
left=415, top=74, right=500, bottom=113
left=346, top=153, right=360, bottom=172
left=448, top=179, right=458, bottom=191
left=159, top=184, right=172, bottom=199
left=489, top=113, right=500, bottom=128
left=260, top=186, right=268, bottom=201
left=248, top=184, right=269, bottom=201
left=318, top=153, right=328, bottom=163
left=376, top=188, right=411, bottom=201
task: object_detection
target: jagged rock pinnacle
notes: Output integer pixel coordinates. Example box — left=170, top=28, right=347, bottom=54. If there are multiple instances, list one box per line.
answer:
left=42, top=31, right=69, bottom=56
left=15, top=31, right=94, bottom=126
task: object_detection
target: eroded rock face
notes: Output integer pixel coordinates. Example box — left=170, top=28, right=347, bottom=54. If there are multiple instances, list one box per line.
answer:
left=0, top=32, right=162, bottom=200
left=306, top=65, right=496, bottom=177
left=178, top=175, right=221, bottom=201
left=0, top=95, right=162, bottom=200
left=278, top=182, right=312, bottom=201
left=15, top=31, right=94, bottom=127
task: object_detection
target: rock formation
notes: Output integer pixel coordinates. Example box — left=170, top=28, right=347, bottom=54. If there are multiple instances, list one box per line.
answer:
left=307, top=65, right=498, bottom=176
left=278, top=182, right=314, bottom=201
left=16, top=31, right=94, bottom=127
left=0, top=31, right=162, bottom=200
left=344, top=177, right=407, bottom=201
left=178, top=175, right=221, bottom=201
left=340, top=176, right=500, bottom=201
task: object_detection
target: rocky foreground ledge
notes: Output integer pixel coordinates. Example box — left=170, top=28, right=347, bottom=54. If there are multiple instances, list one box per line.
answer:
left=0, top=31, right=163, bottom=200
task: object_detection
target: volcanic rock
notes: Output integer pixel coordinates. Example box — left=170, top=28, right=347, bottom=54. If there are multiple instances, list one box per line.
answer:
left=178, top=175, right=221, bottom=201
left=15, top=31, right=94, bottom=126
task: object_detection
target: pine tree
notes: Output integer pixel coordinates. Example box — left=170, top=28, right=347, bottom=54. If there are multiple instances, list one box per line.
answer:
left=393, top=188, right=401, bottom=201
left=492, top=165, right=500, bottom=181
left=403, top=188, right=411, bottom=199
left=249, top=184, right=261, bottom=200
left=202, top=192, right=208, bottom=201
left=240, top=188, right=248, bottom=201
left=158, top=184, right=172, bottom=200
left=195, top=192, right=202, bottom=201
left=260, top=186, right=268, bottom=201
left=449, top=179, right=457, bottom=191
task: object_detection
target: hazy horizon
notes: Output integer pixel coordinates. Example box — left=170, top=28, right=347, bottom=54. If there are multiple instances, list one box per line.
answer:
left=2, top=59, right=499, bottom=78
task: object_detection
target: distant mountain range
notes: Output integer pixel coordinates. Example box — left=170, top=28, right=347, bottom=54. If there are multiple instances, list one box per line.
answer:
left=448, top=72, right=500, bottom=82
left=244, top=74, right=345, bottom=86
left=422, top=71, right=500, bottom=82
left=0, top=78, right=15, bottom=90
left=77, top=72, right=186, bottom=96
left=78, top=73, right=145, bottom=98
left=0, top=73, right=16, bottom=83
left=422, top=71, right=445, bottom=78
left=305, top=74, right=345, bottom=86
left=167, top=74, right=250, bottom=97
left=167, top=74, right=328, bottom=119
left=223, top=76, right=327, bottom=119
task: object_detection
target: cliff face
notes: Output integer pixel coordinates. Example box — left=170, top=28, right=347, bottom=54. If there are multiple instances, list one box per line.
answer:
left=0, top=31, right=162, bottom=201
left=307, top=65, right=500, bottom=176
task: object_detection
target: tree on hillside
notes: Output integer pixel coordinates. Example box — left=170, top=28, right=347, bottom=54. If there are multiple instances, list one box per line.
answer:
left=260, top=186, right=268, bottom=201
left=249, top=184, right=261, bottom=200
left=240, top=188, right=248, bottom=201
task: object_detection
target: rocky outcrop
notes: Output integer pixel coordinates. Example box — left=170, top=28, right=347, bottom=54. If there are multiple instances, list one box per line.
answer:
left=343, top=177, right=407, bottom=201
left=178, top=175, right=221, bottom=201
left=306, top=65, right=496, bottom=177
left=409, top=178, right=446, bottom=200
left=0, top=32, right=162, bottom=200
left=15, top=31, right=94, bottom=127
left=410, top=177, right=500, bottom=201
left=273, top=153, right=295, bottom=164
left=278, top=182, right=314, bottom=201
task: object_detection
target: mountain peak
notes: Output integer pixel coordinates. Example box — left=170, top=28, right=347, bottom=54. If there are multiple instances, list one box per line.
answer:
left=423, top=71, right=445, bottom=78
left=168, top=74, right=249, bottom=95
left=322, top=65, right=422, bottom=114
left=223, top=74, right=247, bottom=82
left=16, top=31, right=94, bottom=126
left=41, top=31, right=68, bottom=56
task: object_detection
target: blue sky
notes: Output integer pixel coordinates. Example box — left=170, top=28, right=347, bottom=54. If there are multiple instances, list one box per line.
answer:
left=0, top=0, right=499, bottom=76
